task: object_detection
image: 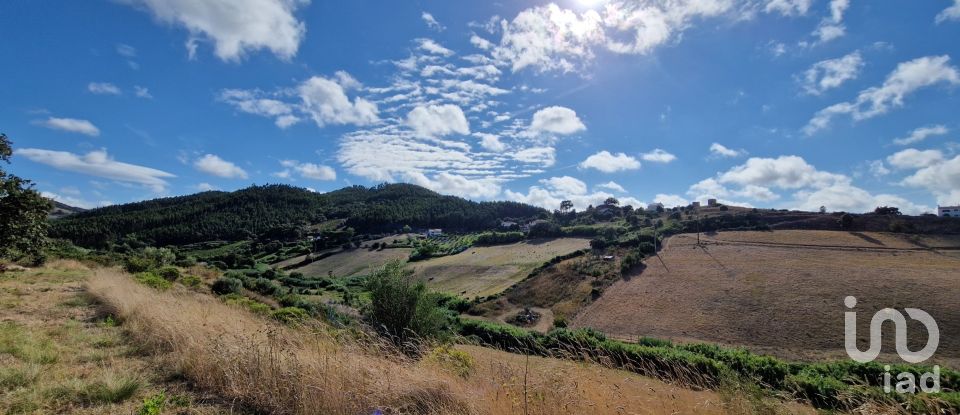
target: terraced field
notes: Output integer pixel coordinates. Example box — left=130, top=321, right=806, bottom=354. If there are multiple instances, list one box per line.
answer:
left=573, top=230, right=960, bottom=367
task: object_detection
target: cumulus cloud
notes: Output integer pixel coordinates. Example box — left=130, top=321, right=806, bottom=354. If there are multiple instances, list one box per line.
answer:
left=765, top=0, right=813, bottom=16
left=887, top=149, right=944, bottom=170
left=298, top=75, right=379, bottom=127
left=804, top=55, right=960, bottom=135
left=134, top=85, right=153, bottom=99
left=194, top=154, right=248, bottom=179
left=421, top=12, right=445, bottom=31
left=718, top=155, right=847, bottom=189
left=936, top=0, right=960, bottom=24
left=492, top=1, right=732, bottom=74
left=35, top=117, right=100, bottom=136
left=18, top=148, right=174, bottom=192
left=709, top=142, right=745, bottom=158
left=470, top=34, right=494, bottom=50
left=900, top=155, right=960, bottom=204
left=792, top=183, right=930, bottom=215
left=812, top=0, right=850, bottom=43
left=596, top=181, right=626, bottom=193
left=475, top=133, right=506, bottom=152
left=121, top=0, right=308, bottom=61
left=88, top=82, right=122, bottom=95
left=406, top=104, right=469, bottom=137
left=640, top=148, right=677, bottom=163
left=579, top=150, right=641, bottom=173
left=654, top=193, right=690, bottom=208
left=276, top=160, right=336, bottom=181
left=893, top=125, right=949, bottom=146
left=506, top=175, right=642, bottom=210
left=800, top=51, right=864, bottom=95
left=512, top=146, right=556, bottom=167
left=417, top=38, right=454, bottom=56
left=528, top=106, right=586, bottom=135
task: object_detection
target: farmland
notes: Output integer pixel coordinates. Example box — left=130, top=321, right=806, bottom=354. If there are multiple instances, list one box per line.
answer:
left=410, top=238, right=591, bottom=297
left=573, top=230, right=960, bottom=367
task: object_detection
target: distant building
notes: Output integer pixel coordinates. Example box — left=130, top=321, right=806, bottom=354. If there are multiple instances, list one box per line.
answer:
left=939, top=205, right=960, bottom=217
left=500, top=220, right=517, bottom=228
left=691, top=201, right=701, bottom=208
left=707, top=198, right=718, bottom=207
left=647, top=202, right=664, bottom=211
left=426, top=229, right=443, bottom=237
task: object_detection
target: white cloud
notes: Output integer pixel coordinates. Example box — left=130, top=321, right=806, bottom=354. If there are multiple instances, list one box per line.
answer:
left=88, top=82, right=122, bottom=95
left=298, top=75, right=379, bottom=127
left=893, top=125, right=949, bottom=146
left=687, top=177, right=778, bottom=203
left=529, top=106, right=586, bottom=135
left=35, top=117, right=100, bottom=136
left=421, top=11, right=445, bottom=31
left=792, top=183, right=930, bottom=215
left=277, top=160, right=336, bottom=180
left=579, top=150, right=641, bottom=173
left=116, top=43, right=137, bottom=57
left=417, top=38, right=454, bottom=56
left=406, top=104, right=469, bottom=137
left=640, top=148, right=677, bottom=163
left=404, top=171, right=501, bottom=199
left=596, top=181, right=626, bottom=193
left=718, top=155, right=847, bottom=189
left=868, top=160, right=890, bottom=177
left=134, top=85, right=153, bottom=99
left=887, top=148, right=944, bottom=170
left=470, top=34, right=493, bottom=50
left=121, top=0, right=308, bottom=61
left=512, top=146, right=556, bottom=167
left=804, top=55, right=960, bottom=135
left=196, top=182, right=217, bottom=191
left=765, top=0, right=812, bottom=16
left=194, top=154, right=248, bottom=179
left=475, top=133, right=506, bottom=152
left=936, top=0, right=960, bottom=24
left=507, top=175, right=638, bottom=210
left=800, top=51, right=864, bottom=95
left=812, top=0, right=849, bottom=43
left=18, top=148, right=174, bottom=192
left=654, top=194, right=689, bottom=208
left=900, top=155, right=960, bottom=204
left=41, top=191, right=112, bottom=210
left=709, top=142, right=745, bottom=158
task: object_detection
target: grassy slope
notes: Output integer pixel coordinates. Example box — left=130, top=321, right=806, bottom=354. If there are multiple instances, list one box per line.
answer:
left=81, top=266, right=813, bottom=414
left=0, top=261, right=234, bottom=414
left=574, top=230, right=960, bottom=367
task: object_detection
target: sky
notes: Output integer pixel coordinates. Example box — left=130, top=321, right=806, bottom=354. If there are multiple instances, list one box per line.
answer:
left=2, top=0, right=960, bottom=215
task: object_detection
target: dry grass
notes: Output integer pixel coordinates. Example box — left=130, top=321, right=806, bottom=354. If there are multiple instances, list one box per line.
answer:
left=289, top=246, right=414, bottom=278
left=85, top=268, right=793, bottom=414
left=0, top=264, right=229, bottom=414
left=574, top=231, right=960, bottom=367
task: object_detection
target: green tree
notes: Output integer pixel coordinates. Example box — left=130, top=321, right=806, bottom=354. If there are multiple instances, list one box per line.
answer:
left=559, top=200, right=573, bottom=214
left=0, top=133, right=51, bottom=263
left=365, top=260, right=448, bottom=343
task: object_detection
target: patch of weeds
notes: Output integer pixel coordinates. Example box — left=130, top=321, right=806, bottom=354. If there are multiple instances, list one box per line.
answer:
left=58, top=295, right=91, bottom=308
left=426, top=345, right=475, bottom=378
left=46, top=376, right=141, bottom=406
left=0, top=365, right=39, bottom=391
left=98, top=315, right=119, bottom=328
left=134, top=272, right=172, bottom=290
left=136, top=392, right=166, bottom=415
left=178, top=274, right=203, bottom=288
left=0, top=322, right=59, bottom=364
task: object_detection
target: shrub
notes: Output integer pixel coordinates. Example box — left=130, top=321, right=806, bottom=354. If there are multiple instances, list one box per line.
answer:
left=124, top=256, right=152, bottom=274
left=427, top=345, right=475, bottom=378
left=271, top=307, right=309, bottom=323
left=157, top=266, right=181, bottom=281
left=365, top=260, right=450, bottom=342
left=211, top=277, right=242, bottom=295
left=136, top=392, right=166, bottom=415
left=134, top=272, right=172, bottom=290
left=178, top=275, right=202, bottom=287
left=223, top=294, right=272, bottom=316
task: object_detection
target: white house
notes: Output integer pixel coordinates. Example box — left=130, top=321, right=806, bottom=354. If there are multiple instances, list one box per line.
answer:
left=939, top=205, right=960, bottom=217
left=426, top=229, right=443, bottom=237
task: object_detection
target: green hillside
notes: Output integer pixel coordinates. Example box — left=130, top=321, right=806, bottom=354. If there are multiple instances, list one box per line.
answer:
left=49, top=183, right=546, bottom=247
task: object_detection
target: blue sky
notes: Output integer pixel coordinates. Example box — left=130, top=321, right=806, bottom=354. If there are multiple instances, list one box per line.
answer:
left=2, top=0, right=960, bottom=214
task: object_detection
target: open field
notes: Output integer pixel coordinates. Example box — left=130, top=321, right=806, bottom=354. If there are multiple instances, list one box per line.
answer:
left=83, top=267, right=811, bottom=414
left=410, top=238, right=590, bottom=297
left=0, top=261, right=233, bottom=414
left=573, top=230, right=960, bottom=367
left=289, top=247, right=414, bottom=278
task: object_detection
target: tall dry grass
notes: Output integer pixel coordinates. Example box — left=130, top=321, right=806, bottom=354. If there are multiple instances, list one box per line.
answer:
left=85, top=268, right=644, bottom=415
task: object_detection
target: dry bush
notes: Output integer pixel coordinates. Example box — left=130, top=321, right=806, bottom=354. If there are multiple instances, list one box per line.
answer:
left=44, top=259, right=90, bottom=272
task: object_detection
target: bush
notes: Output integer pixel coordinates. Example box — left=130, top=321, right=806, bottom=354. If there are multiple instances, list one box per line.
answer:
left=271, top=307, right=309, bottom=323
left=157, top=266, right=181, bottom=281
left=178, top=275, right=202, bottom=287
left=124, top=256, right=152, bottom=274
left=365, top=260, right=450, bottom=343
left=475, top=231, right=525, bottom=245
left=134, top=272, right=172, bottom=290
left=223, top=294, right=272, bottom=316
left=427, top=345, right=475, bottom=378
left=211, top=277, right=242, bottom=295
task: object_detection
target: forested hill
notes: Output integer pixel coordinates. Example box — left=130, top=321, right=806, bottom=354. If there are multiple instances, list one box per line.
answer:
left=49, top=184, right=546, bottom=247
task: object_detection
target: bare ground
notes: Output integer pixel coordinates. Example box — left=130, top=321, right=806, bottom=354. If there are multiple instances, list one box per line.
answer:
left=573, top=230, right=960, bottom=367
